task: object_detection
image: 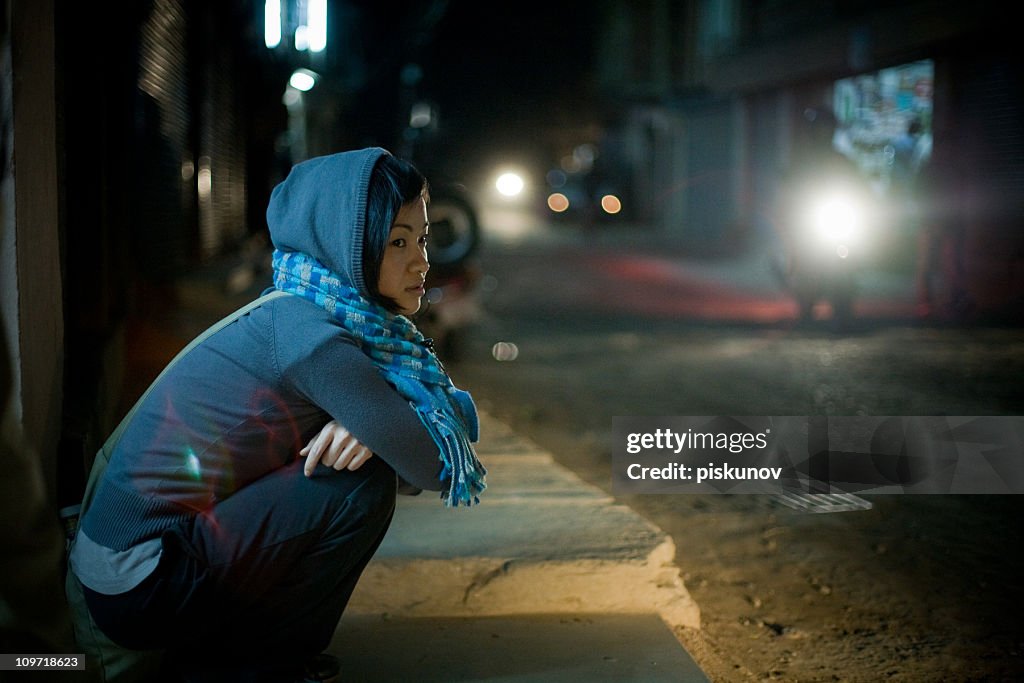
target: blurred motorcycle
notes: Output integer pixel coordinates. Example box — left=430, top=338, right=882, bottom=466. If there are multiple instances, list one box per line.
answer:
left=392, top=89, right=484, bottom=357
left=416, top=181, right=483, bottom=359
left=774, top=108, right=879, bottom=325
left=776, top=175, right=879, bottom=324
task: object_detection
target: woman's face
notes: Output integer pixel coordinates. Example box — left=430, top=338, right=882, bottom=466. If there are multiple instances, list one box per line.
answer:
left=378, top=198, right=430, bottom=314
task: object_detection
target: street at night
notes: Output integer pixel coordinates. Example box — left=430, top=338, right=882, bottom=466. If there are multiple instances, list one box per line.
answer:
left=4, top=1, right=1023, bottom=681
left=443, top=219, right=1024, bottom=681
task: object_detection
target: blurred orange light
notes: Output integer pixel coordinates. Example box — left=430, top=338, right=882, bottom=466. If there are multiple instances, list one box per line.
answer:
left=601, top=194, right=622, bottom=214
left=547, top=193, right=570, bottom=212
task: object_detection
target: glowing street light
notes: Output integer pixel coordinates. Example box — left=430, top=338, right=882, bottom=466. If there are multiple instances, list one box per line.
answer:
left=308, top=0, right=327, bottom=53
left=264, top=0, right=282, bottom=48
left=289, top=68, right=318, bottom=92
left=264, top=0, right=327, bottom=53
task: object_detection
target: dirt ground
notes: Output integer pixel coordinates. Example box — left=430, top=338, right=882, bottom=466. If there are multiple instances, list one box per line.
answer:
left=482, top=415, right=1024, bottom=683
left=639, top=494, right=1024, bottom=683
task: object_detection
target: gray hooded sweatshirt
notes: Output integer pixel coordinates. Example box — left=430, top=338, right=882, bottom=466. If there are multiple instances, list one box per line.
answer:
left=71, top=148, right=442, bottom=594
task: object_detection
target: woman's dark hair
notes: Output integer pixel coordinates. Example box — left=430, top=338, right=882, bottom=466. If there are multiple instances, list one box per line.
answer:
left=362, top=154, right=429, bottom=312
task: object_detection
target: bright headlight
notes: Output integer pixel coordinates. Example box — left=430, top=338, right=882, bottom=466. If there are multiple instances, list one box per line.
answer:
left=495, top=172, right=525, bottom=197
left=806, top=191, right=863, bottom=243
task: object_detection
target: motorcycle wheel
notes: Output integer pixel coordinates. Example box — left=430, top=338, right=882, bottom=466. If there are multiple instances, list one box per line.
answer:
left=797, top=295, right=817, bottom=321
left=427, top=190, right=480, bottom=269
left=829, top=268, right=857, bottom=326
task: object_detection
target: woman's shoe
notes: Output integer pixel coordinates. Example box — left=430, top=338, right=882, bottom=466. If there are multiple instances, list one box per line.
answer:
left=301, top=653, right=340, bottom=683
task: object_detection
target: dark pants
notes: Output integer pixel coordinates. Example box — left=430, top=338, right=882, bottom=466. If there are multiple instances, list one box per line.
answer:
left=83, top=458, right=397, bottom=682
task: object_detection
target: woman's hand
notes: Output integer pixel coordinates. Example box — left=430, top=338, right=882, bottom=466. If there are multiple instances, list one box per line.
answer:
left=301, top=420, right=374, bottom=477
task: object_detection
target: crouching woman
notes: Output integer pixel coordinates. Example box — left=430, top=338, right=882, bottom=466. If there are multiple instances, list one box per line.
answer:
left=66, top=148, right=486, bottom=681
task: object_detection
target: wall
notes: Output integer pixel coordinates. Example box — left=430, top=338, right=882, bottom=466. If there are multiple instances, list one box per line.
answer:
left=5, top=0, right=63, bottom=503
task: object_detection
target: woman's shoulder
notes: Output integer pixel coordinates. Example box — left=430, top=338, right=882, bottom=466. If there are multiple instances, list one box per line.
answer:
left=263, top=292, right=362, bottom=357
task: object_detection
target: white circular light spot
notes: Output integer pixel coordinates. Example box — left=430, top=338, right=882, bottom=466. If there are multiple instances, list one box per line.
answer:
left=495, top=173, right=524, bottom=197
left=289, top=69, right=318, bottom=92
left=491, top=341, right=519, bottom=361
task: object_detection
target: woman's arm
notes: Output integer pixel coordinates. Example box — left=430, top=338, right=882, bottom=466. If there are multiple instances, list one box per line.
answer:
left=301, top=421, right=423, bottom=495
left=274, top=302, right=444, bottom=491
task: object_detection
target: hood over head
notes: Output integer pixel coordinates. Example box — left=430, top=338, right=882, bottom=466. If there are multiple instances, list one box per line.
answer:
left=267, top=147, right=389, bottom=298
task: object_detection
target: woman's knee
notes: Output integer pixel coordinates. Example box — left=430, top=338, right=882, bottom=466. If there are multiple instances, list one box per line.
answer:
left=323, top=458, right=397, bottom=537
left=350, top=459, right=397, bottom=526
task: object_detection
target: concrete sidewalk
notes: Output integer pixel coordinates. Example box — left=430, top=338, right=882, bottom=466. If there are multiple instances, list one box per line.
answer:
left=331, top=411, right=710, bottom=682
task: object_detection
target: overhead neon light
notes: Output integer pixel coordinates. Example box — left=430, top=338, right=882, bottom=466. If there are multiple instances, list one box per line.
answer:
left=264, top=0, right=281, bottom=48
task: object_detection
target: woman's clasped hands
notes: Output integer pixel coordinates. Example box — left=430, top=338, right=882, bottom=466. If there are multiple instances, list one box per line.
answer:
left=301, top=420, right=374, bottom=477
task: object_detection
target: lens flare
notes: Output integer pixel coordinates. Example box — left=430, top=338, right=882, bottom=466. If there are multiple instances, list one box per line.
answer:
left=185, top=448, right=202, bottom=480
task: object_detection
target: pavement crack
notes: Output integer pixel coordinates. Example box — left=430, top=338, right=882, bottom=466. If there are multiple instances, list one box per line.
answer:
left=462, top=560, right=513, bottom=604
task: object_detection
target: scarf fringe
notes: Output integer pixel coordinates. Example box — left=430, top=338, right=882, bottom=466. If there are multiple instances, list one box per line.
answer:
left=418, top=407, right=487, bottom=507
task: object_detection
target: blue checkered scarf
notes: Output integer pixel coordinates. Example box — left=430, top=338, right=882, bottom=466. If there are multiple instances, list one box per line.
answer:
left=273, top=249, right=486, bottom=506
